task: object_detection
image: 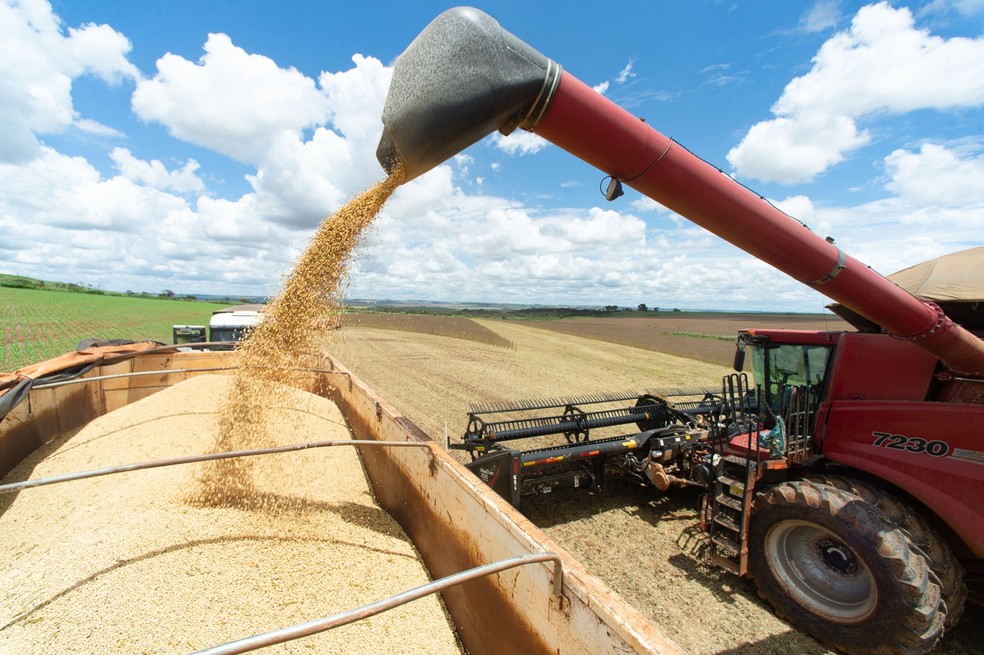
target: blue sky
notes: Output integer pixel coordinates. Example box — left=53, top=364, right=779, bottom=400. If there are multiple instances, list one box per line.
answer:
left=2, top=0, right=983, bottom=311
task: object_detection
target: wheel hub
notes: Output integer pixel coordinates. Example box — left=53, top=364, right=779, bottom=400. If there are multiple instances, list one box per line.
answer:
left=765, top=520, right=877, bottom=623
left=819, top=539, right=857, bottom=574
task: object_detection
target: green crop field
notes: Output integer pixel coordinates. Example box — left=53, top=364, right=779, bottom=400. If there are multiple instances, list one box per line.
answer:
left=0, top=287, right=231, bottom=373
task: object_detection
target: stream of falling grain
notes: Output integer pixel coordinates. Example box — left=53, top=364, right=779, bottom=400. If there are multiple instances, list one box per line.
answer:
left=188, top=170, right=401, bottom=508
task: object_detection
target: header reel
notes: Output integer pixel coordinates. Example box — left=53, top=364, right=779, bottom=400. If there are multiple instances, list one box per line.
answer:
left=453, top=388, right=726, bottom=505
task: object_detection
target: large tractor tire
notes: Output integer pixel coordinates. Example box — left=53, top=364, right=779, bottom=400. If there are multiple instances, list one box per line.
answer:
left=748, top=480, right=944, bottom=655
left=804, top=473, right=966, bottom=630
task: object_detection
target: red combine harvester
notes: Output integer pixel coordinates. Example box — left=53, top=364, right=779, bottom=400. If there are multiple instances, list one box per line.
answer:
left=376, top=8, right=983, bottom=655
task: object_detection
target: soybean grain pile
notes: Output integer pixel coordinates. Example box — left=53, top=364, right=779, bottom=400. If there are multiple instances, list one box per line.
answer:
left=0, top=375, right=460, bottom=654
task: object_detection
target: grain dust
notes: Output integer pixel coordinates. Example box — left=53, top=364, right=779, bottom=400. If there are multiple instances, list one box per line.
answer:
left=190, top=172, right=400, bottom=508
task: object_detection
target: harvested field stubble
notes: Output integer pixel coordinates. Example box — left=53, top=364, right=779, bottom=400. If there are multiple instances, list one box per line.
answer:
left=0, top=375, right=460, bottom=654
left=528, top=314, right=852, bottom=365
left=329, top=320, right=732, bottom=464
left=342, top=312, right=513, bottom=348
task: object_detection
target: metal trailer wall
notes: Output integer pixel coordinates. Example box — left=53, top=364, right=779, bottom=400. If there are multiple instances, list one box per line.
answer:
left=0, top=350, right=685, bottom=655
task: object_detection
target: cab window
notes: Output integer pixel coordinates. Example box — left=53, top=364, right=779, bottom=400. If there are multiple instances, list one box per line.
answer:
left=750, top=343, right=831, bottom=417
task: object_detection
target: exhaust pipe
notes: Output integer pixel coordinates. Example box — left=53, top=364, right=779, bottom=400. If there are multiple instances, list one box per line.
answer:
left=376, top=7, right=561, bottom=183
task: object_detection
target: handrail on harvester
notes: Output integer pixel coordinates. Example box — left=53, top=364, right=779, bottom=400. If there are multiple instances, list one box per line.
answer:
left=376, top=6, right=984, bottom=378
left=189, top=552, right=564, bottom=655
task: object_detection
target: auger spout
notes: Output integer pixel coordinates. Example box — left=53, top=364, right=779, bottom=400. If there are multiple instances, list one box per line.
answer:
left=376, top=6, right=561, bottom=184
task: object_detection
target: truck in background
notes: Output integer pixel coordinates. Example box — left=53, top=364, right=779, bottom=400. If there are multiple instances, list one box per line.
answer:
left=172, top=304, right=264, bottom=349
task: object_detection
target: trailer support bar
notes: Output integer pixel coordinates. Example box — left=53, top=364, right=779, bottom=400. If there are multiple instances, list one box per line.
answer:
left=190, top=552, right=564, bottom=655
left=0, top=439, right=434, bottom=494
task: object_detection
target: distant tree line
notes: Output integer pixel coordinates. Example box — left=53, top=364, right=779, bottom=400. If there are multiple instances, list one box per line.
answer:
left=346, top=304, right=684, bottom=320
left=4, top=274, right=682, bottom=314
left=0, top=274, right=236, bottom=303
left=0, top=275, right=107, bottom=294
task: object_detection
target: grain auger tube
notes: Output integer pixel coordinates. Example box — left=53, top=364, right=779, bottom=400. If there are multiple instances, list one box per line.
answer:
left=378, top=8, right=984, bottom=655
left=376, top=6, right=984, bottom=380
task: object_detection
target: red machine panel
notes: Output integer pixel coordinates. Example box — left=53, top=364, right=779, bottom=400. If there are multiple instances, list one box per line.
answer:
left=821, top=399, right=984, bottom=557
left=825, top=333, right=938, bottom=402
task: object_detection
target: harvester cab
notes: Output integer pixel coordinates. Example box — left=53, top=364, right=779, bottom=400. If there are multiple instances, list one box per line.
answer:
left=735, top=330, right=830, bottom=448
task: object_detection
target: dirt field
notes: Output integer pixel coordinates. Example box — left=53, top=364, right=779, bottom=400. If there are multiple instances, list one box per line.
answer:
left=326, top=317, right=981, bottom=655
left=341, top=312, right=513, bottom=348
left=525, top=313, right=853, bottom=365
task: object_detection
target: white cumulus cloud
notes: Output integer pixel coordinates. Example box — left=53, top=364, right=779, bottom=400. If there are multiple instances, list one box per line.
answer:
left=3, top=0, right=982, bottom=313
left=132, top=33, right=332, bottom=163
left=111, top=147, right=204, bottom=194
left=728, top=2, right=984, bottom=183
left=885, top=143, right=984, bottom=206
left=490, top=130, right=549, bottom=156
left=0, top=3, right=396, bottom=297
left=0, top=0, right=138, bottom=163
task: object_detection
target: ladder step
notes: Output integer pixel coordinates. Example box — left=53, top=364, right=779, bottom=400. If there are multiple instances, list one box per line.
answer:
left=710, top=553, right=740, bottom=575
left=716, top=475, right=745, bottom=494
left=713, top=513, right=740, bottom=533
left=721, top=459, right=752, bottom=477
left=711, top=533, right=740, bottom=556
left=715, top=494, right=742, bottom=511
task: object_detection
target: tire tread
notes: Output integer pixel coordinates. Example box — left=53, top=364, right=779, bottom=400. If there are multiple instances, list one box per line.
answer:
left=749, top=480, right=944, bottom=655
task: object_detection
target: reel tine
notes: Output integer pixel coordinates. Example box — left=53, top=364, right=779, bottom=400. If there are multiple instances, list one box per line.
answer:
left=470, top=390, right=643, bottom=415
left=468, top=386, right=715, bottom=415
